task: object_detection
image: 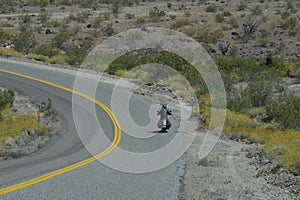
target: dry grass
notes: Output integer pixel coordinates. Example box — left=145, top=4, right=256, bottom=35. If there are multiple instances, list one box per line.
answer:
left=0, top=47, right=23, bottom=58
left=200, top=93, right=300, bottom=175
left=0, top=106, right=48, bottom=142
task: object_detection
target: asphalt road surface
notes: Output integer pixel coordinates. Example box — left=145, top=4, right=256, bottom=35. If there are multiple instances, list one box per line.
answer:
left=0, top=59, right=186, bottom=199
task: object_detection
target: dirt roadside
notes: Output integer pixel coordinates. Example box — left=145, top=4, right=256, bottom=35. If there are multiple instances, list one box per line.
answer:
left=0, top=86, right=59, bottom=160
left=179, top=130, right=298, bottom=200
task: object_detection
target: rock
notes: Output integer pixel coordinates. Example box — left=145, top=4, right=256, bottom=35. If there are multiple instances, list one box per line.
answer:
left=287, top=69, right=297, bottom=78
left=45, top=29, right=54, bottom=34
left=5, top=137, right=15, bottom=147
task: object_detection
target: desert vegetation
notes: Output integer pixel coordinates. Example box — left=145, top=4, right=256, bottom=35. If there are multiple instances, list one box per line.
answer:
left=0, top=89, right=48, bottom=141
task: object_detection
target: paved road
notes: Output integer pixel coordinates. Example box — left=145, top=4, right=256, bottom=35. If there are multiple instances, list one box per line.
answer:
left=0, top=59, right=186, bottom=199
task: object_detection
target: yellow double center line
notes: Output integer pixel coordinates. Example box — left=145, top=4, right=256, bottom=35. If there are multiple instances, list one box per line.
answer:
left=0, top=69, right=122, bottom=195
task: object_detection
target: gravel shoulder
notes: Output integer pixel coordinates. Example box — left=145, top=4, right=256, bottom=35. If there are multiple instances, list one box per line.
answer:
left=180, top=130, right=297, bottom=200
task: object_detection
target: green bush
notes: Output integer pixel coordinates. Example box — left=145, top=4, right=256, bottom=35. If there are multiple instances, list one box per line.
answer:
left=34, top=44, right=60, bottom=58
left=135, top=17, right=146, bottom=27
left=125, top=13, right=135, bottom=19
left=227, top=93, right=252, bottom=113
left=267, top=92, right=300, bottom=129
left=206, top=4, right=218, bottom=13
left=0, top=4, right=15, bottom=13
left=103, top=23, right=114, bottom=36
left=38, top=10, right=52, bottom=26
left=51, top=28, right=72, bottom=48
left=0, top=89, right=14, bottom=111
left=65, top=43, right=87, bottom=66
left=13, top=30, right=36, bottom=54
left=215, top=13, right=224, bottom=23
left=222, top=11, right=232, bottom=17
left=227, top=17, right=239, bottom=29
left=237, top=2, right=247, bottom=11
left=170, top=19, right=190, bottom=29
left=107, top=49, right=202, bottom=87
left=19, top=14, right=31, bottom=23
left=0, top=28, right=12, bottom=44
left=250, top=5, right=263, bottom=15
left=280, top=17, right=297, bottom=30
left=149, top=7, right=166, bottom=21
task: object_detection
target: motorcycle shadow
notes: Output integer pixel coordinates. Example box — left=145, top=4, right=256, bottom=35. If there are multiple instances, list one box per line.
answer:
left=148, top=130, right=169, bottom=134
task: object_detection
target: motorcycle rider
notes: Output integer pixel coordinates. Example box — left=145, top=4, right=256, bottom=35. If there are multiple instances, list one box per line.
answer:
left=157, top=104, right=172, bottom=132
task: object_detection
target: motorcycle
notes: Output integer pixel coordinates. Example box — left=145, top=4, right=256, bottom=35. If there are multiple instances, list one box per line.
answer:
left=157, top=118, right=171, bottom=132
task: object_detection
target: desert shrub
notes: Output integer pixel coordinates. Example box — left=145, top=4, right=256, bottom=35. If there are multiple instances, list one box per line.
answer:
left=169, top=14, right=176, bottom=20
left=135, top=17, right=146, bottom=27
left=170, top=19, right=190, bottom=29
left=245, top=73, right=279, bottom=107
left=107, top=49, right=202, bottom=87
left=111, top=2, right=121, bottom=14
left=125, top=13, right=135, bottom=19
left=0, top=89, right=14, bottom=111
left=27, top=53, right=50, bottom=62
left=51, top=28, right=72, bottom=48
left=34, top=44, right=60, bottom=58
left=266, top=92, right=300, bottom=129
left=65, top=43, right=87, bottom=66
left=0, top=106, right=48, bottom=139
left=49, top=54, right=66, bottom=64
left=76, top=11, right=91, bottom=23
left=222, top=11, right=232, bottom=17
left=78, top=0, right=98, bottom=8
left=13, top=30, right=36, bottom=54
left=38, top=11, right=51, bottom=26
left=227, top=92, right=252, bottom=113
left=250, top=5, right=263, bottom=15
left=0, top=47, right=23, bottom=58
left=206, top=4, right=218, bottom=13
left=215, top=13, right=224, bottom=23
left=198, top=0, right=208, bottom=4
left=0, top=4, right=15, bottom=13
left=115, top=69, right=128, bottom=77
left=242, top=15, right=268, bottom=36
left=208, top=30, right=224, bottom=43
left=217, top=40, right=230, bottom=55
left=0, top=28, right=12, bottom=44
left=184, top=11, right=191, bottom=17
left=286, top=0, right=297, bottom=14
left=19, top=14, right=31, bottom=23
left=103, top=23, right=115, bottom=36
left=149, top=7, right=166, bottom=19
left=229, top=45, right=238, bottom=56
left=237, top=2, right=247, bottom=11
left=93, top=15, right=103, bottom=28
left=280, top=17, right=297, bottom=30
left=280, top=11, right=290, bottom=20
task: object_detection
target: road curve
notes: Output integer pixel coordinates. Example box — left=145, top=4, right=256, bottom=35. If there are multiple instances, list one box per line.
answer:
left=0, top=59, right=186, bottom=199
left=0, top=68, right=120, bottom=192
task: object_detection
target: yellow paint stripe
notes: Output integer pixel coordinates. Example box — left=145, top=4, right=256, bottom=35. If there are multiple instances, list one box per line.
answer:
left=0, top=69, right=122, bottom=195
